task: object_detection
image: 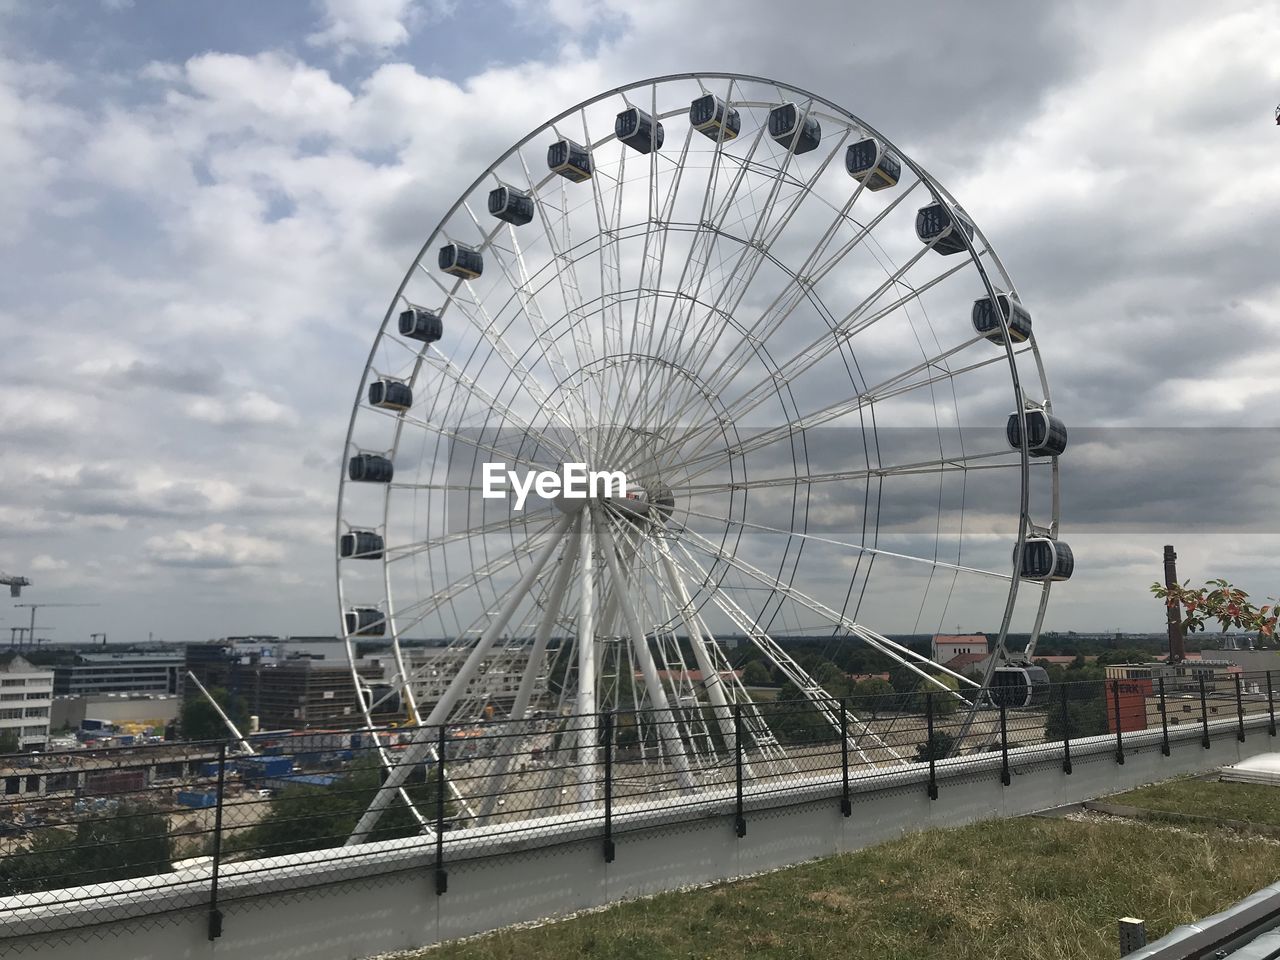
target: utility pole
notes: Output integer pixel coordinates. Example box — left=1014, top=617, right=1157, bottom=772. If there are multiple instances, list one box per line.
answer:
left=1164, top=545, right=1186, bottom=664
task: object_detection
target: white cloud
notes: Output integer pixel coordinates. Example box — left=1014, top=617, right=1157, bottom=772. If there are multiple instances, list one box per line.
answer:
left=307, top=0, right=420, bottom=57
left=145, top=523, right=287, bottom=569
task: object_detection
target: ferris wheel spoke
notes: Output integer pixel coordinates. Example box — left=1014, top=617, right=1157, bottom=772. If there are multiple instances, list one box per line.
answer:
left=419, top=267, right=585, bottom=454
left=678, top=504, right=1011, bottom=582
left=646, top=108, right=852, bottom=427
left=382, top=509, right=555, bottom=564
left=676, top=526, right=978, bottom=699
left=646, top=179, right=926, bottom=438
left=379, top=515, right=562, bottom=641
left=515, top=149, right=605, bottom=440
left=657, top=537, right=900, bottom=765
left=349, top=511, right=575, bottom=843
left=674, top=449, right=1021, bottom=497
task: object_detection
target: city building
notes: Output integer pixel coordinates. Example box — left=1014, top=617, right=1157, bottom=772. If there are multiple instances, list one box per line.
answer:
left=0, top=652, right=53, bottom=749
left=185, top=640, right=380, bottom=730
left=52, top=652, right=182, bottom=696
left=932, top=634, right=989, bottom=663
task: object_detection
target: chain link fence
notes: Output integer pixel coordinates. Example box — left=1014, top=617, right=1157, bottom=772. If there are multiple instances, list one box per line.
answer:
left=2, top=670, right=1276, bottom=943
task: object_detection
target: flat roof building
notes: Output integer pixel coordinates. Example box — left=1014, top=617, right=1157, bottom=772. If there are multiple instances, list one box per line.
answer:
left=0, top=653, right=53, bottom=750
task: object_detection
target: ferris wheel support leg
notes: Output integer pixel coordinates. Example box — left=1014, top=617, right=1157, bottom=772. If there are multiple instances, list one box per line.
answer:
left=574, top=510, right=598, bottom=806
left=474, top=516, right=582, bottom=821
left=596, top=512, right=696, bottom=793
left=655, top=538, right=737, bottom=755
left=347, top=511, right=576, bottom=845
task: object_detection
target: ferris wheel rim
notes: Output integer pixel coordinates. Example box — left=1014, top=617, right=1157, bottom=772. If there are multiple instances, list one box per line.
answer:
left=335, top=72, right=1060, bottom=779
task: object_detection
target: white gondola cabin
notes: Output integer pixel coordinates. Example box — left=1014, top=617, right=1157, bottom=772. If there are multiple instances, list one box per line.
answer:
left=845, top=138, right=901, bottom=191
left=689, top=94, right=740, bottom=142
left=399, top=306, right=442, bottom=343
left=488, top=185, right=535, bottom=226
left=369, top=379, right=412, bottom=412
left=348, top=453, right=394, bottom=483
left=438, top=243, right=483, bottom=279
left=616, top=106, right=664, bottom=154
left=1006, top=410, right=1068, bottom=458
left=768, top=102, right=821, bottom=154
left=915, top=202, right=974, bottom=255
left=991, top=662, right=1050, bottom=709
left=1017, top=537, right=1074, bottom=582
left=548, top=138, right=592, bottom=182
left=972, top=293, right=1032, bottom=344
left=340, top=530, right=384, bottom=560
left=344, top=607, right=386, bottom=637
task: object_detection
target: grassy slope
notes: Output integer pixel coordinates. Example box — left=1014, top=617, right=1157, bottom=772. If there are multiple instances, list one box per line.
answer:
left=1107, top=777, right=1280, bottom=827
left=423, top=815, right=1278, bottom=960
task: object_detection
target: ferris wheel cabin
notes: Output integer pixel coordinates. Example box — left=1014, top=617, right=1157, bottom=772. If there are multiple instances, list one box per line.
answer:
left=344, top=607, right=386, bottom=637
left=488, top=185, right=535, bottom=225
left=916, top=202, right=974, bottom=255
left=768, top=102, right=821, bottom=154
left=398, top=306, right=443, bottom=343
left=369, top=379, right=412, bottom=412
left=990, top=662, right=1050, bottom=709
left=548, top=138, right=593, bottom=182
left=616, top=106, right=665, bottom=154
left=1017, top=537, right=1074, bottom=582
left=348, top=452, right=394, bottom=484
left=689, top=94, right=741, bottom=142
left=1006, top=410, right=1068, bottom=458
left=438, top=243, right=483, bottom=279
left=339, top=530, right=384, bottom=560
left=845, top=138, right=901, bottom=191
left=972, top=293, right=1032, bottom=344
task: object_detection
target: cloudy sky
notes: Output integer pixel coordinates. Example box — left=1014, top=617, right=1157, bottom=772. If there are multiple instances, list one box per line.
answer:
left=1, top=0, right=1278, bottom=646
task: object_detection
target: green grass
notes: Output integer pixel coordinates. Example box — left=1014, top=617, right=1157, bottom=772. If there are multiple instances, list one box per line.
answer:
left=418, top=815, right=1280, bottom=960
left=1108, top=776, right=1280, bottom=827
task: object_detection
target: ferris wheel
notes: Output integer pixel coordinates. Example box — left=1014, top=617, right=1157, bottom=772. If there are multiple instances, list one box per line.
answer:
left=335, top=73, right=1071, bottom=835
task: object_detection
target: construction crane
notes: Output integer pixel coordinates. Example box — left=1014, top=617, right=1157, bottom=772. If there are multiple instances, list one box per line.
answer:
left=12, top=603, right=99, bottom=649
left=90, top=632, right=107, bottom=646
left=1, top=571, right=30, bottom=598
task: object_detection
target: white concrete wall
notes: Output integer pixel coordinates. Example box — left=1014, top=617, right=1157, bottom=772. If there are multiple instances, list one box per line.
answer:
left=1, top=714, right=1274, bottom=959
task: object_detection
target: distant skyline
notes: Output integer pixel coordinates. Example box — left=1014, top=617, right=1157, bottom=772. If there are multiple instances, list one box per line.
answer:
left=1, top=1, right=1279, bottom=644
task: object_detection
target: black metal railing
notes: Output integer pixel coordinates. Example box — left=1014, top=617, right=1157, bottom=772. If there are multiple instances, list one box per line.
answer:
left=1, top=669, right=1274, bottom=938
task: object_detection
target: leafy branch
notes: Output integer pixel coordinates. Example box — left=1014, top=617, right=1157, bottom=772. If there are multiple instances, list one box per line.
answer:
left=1150, top=578, right=1277, bottom=641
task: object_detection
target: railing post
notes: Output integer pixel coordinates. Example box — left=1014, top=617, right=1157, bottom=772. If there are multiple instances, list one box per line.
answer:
left=999, top=699, right=1010, bottom=786
left=1235, top=675, right=1247, bottom=743
left=1198, top=675, right=1211, bottom=749
left=602, top=710, right=615, bottom=863
left=1157, top=676, right=1170, bottom=757
left=1268, top=671, right=1276, bottom=737
left=207, top=743, right=225, bottom=941
left=733, top=702, right=746, bottom=838
left=1059, top=684, right=1072, bottom=775
left=1111, top=680, right=1125, bottom=765
left=839, top=698, right=851, bottom=816
left=925, top=692, right=938, bottom=800
left=435, top=723, right=448, bottom=896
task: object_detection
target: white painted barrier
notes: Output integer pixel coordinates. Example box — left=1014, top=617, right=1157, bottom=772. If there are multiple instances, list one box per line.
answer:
left=1, top=714, right=1274, bottom=959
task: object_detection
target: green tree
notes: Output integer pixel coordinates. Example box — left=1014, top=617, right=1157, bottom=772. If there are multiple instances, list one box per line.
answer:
left=915, top=730, right=955, bottom=762
left=225, top=759, right=447, bottom=859
left=0, top=802, right=172, bottom=896
left=180, top=685, right=250, bottom=741
left=741, top=661, right=775, bottom=687
left=852, top=678, right=896, bottom=719
left=1044, top=688, right=1108, bottom=741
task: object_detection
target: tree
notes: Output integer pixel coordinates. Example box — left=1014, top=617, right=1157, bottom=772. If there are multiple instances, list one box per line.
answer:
left=852, top=678, right=896, bottom=719
left=0, top=729, right=19, bottom=755
left=0, top=802, right=172, bottom=896
left=225, top=759, right=447, bottom=859
left=1044, top=689, right=1108, bottom=741
left=180, top=685, right=250, bottom=741
left=741, top=661, right=775, bottom=687
left=1152, top=578, right=1277, bottom=644
left=915, top=730, right=955, bottom=762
